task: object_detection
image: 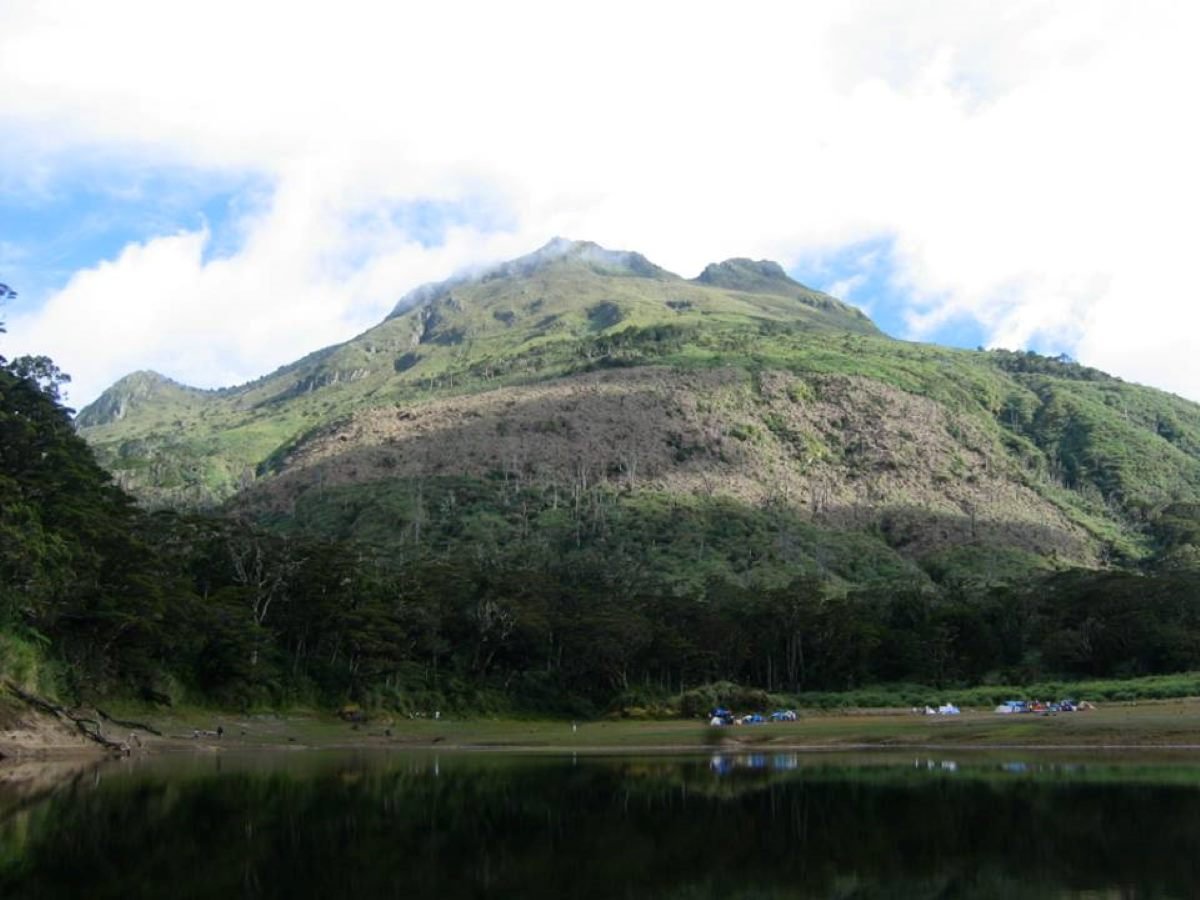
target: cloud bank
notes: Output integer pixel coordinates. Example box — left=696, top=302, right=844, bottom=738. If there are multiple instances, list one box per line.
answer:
left=1, top=0, right=1198, bottom=404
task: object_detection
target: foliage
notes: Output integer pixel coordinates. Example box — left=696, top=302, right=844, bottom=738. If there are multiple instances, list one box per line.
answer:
left=17, top=243, right=1200, bottom=712
left=988, top=348, right=1111, bottom=382
left=16, top=345, right=1200, bottom=712
left=775, top=671, right=1200, bottom=710
left=273, top=476, right=928, bottom=594
left=0, top=631, right=55, bottom=694
left=1, top=362, right=159, bottom=689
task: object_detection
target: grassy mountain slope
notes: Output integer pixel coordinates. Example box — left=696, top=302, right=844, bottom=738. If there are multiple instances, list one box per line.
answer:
left=76, top=239, right=874, bottom=502
left=77, top=240, right=1200, bottom=581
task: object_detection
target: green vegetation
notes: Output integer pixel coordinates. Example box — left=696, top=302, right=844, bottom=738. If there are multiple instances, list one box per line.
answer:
left=76, top=253, right=1200, bottom=577
left=12, top=352, right=1200, bottom=717
left=1, top=358, right=159, bottom=695
left=74, top=243, right=878, bottom=507
left=11, top=241, right=1200, bottom=721
left=270, top=477, right=928, bottom=592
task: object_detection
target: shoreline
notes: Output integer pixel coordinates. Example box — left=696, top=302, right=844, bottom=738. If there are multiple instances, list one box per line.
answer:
left=11, top=736, right=1200, bottom=765
left=11, top=697, right=1200, bottom=761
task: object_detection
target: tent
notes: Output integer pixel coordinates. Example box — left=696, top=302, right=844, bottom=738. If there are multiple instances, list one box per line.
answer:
left=994, top=700, right=1028, bottom=714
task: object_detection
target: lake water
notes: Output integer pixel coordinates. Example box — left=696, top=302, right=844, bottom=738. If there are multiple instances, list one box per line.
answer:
left=3, top=749, right=1200, bottom=898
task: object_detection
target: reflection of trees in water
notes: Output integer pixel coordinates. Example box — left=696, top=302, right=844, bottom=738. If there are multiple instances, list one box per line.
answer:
left=2, top=757, right=1199, bottom=898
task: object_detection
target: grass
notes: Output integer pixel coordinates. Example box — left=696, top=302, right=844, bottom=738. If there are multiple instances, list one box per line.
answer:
left=105, top=696, right=1200, bottom=755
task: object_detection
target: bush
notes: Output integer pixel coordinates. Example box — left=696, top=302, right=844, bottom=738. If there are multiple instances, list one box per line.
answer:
left=679, top=682, right=772, bottom=718
left=0, top=632, right=58, bottom=696
left=609, top=685, right=676, bottom=719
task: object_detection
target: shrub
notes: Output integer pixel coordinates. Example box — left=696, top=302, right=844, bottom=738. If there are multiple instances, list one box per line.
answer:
left=679, top=682, right=772, bottom=717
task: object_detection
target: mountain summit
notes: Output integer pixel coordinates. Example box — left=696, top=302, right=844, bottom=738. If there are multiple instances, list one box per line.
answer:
left=387, top=238, right=669, bottom=320
left=696, top=258, right=806, bottom=293
left=75, top=370, right=207, bottom=428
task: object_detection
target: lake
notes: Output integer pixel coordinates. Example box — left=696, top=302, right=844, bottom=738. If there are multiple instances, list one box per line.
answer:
left=2, top=749, right=1199, bottom=898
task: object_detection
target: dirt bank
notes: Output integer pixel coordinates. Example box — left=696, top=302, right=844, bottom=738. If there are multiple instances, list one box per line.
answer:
left=0, top=696, right=104, bottom=760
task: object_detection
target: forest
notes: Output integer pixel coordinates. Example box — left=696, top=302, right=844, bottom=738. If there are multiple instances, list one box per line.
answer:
left=8, top=349, right=1200, bottom=716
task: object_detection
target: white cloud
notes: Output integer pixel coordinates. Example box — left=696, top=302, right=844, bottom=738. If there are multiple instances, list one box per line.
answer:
left=2, top=0, right=1199, bottom=403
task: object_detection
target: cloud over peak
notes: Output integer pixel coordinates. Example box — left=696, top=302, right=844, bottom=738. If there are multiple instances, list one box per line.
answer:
left=3, top=0, right=1199, bottom=403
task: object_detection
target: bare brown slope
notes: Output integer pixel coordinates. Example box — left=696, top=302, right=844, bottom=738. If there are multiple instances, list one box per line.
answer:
left=237, top=367, right=1095, bottom=563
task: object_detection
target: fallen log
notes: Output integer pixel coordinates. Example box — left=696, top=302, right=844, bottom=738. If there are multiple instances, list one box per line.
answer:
left=97, top=708, right=163, bottom=736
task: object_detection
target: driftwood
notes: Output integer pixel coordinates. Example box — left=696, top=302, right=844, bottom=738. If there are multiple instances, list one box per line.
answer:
left=3, top=680, right=131, bottom=755
left=97, top=708, right=163, bottom=736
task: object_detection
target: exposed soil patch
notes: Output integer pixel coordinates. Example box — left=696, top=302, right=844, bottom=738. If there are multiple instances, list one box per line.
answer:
left=0, top=697, right=101, bottom=760
left=239, top=367, right=1095, bottom=562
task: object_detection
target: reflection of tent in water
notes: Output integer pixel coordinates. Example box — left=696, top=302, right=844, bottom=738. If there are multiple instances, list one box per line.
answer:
left=709, top=753, right=801, bottom=775
left=710, top=755, right=734, bottom=774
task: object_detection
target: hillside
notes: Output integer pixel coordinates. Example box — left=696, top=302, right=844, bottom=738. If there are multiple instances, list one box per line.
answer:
left=78, top=239, right=1200, bottom=585
left=77, top=240, right=872, bottom=496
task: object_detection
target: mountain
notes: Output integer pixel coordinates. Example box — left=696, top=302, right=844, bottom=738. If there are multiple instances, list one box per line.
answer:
left=76, top=238, right=874, bottom=501
left=78, top=239, right=1200, bottom=588
left=75, top=370, right=211, bottom=427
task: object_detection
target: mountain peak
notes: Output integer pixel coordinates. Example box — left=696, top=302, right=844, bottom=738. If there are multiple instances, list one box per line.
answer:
left=388, top=238, right=670, bottom=319
left=76, top=370, right=200, bottom=428
left=101, top=369, right=180, bottom=392
left=518, top=237, right=665, bottom=277
left=694, top=258, right=804, bottom=293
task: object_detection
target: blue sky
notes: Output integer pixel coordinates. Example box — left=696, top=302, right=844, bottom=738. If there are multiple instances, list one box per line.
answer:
left=3, top=1, right=1198, bottom=406
left=1, top=164, right=265, bottom=316
left=789, top=238, right=990, bottom=352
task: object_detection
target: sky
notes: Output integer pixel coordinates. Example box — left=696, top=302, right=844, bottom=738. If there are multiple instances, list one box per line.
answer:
left=1, top=0, right=1198, bottom=407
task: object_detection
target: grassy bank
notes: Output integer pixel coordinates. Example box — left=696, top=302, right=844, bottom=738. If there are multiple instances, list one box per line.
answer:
left=15, top=674, right=1200, bottom=759
left=111, top=697, right=1200, bottom=754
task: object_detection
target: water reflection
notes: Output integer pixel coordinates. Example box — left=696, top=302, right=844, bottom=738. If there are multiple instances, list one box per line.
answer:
left=4, top=750, right=1200, bottom=898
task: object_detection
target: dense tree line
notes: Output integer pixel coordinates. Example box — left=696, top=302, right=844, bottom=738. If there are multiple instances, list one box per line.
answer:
left=988, top=348, right=1111, bottom=382
left=8, top=352, right=1200, bottom=713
